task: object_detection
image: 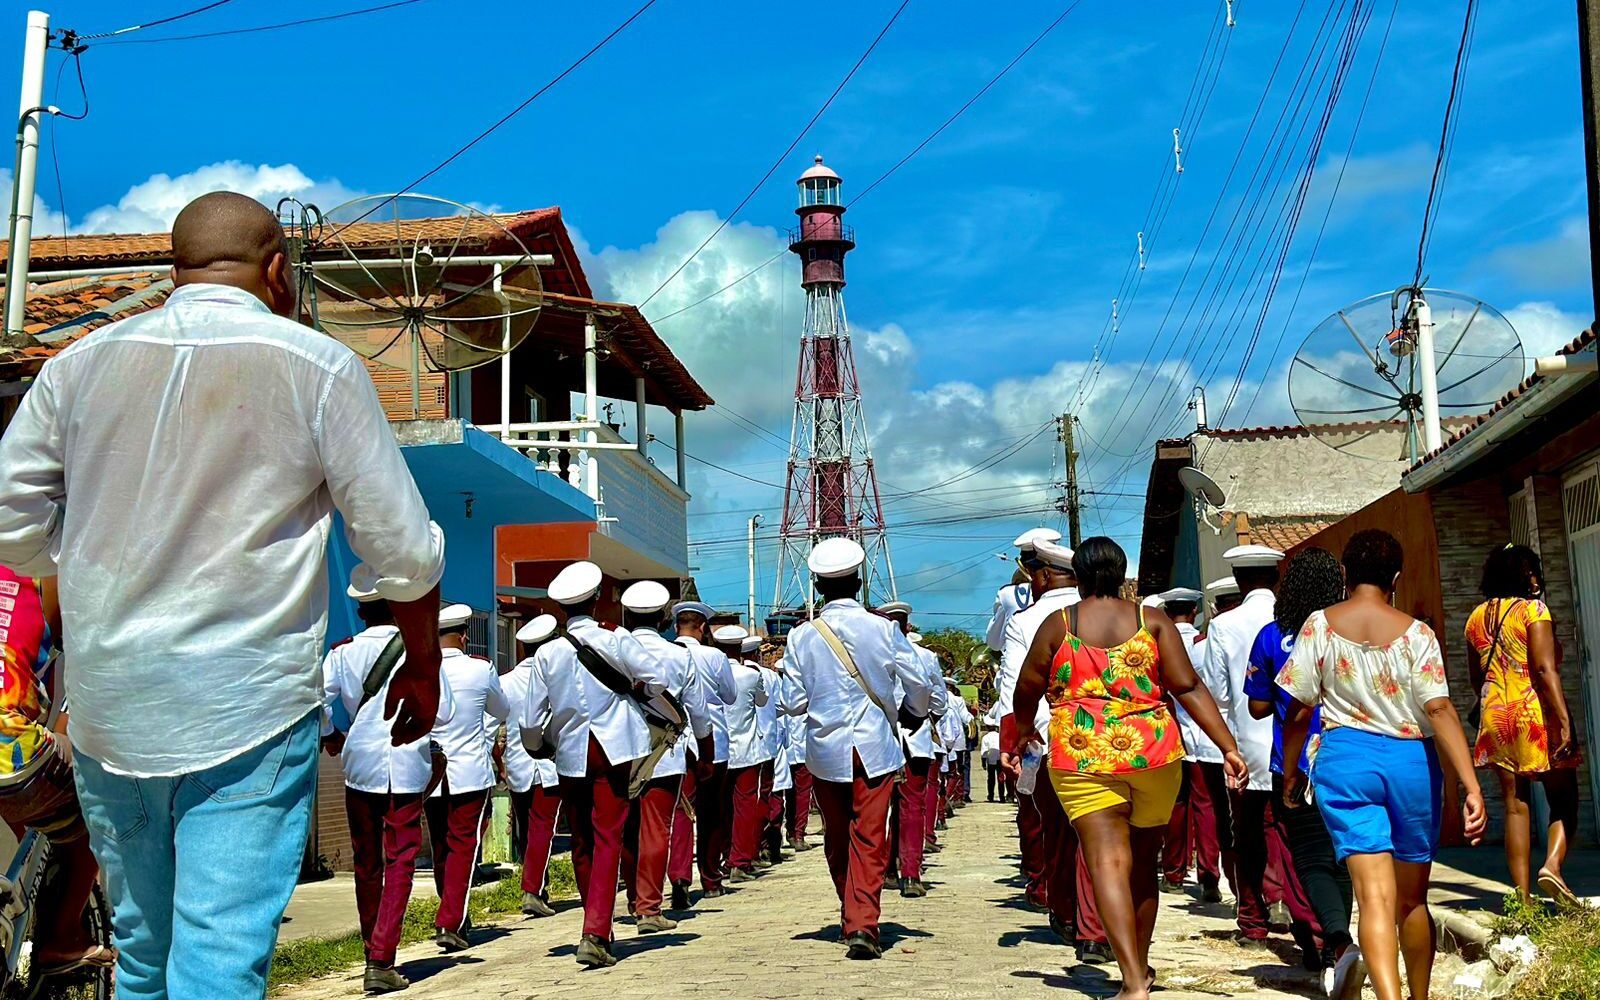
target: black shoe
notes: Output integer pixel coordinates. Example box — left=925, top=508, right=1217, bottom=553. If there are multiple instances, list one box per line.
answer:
left=1159, top=876, right=1186, bottom=895
left=363, top=962, right=409, bottom=994
left=1200, top=880, right=1223, bottom=903
left=844, top=931, right=882, bottom=960
left=1048, top=914, right=1073, bottom=945
left=899, top=877, right=927, bottom=898
left=575, top=934, right=617, bottom=968
left=1076, top=940, right=1114, bottom=965
left=435, top=927, right=470, bottom=952
left=522, top=891, right=556, bottom=917
left=790, top=838, right=814, bottom=852
left=670, top=881, right=691, bottom=911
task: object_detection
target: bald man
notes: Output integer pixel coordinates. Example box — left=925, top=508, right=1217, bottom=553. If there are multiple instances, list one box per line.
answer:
left=0, top=191, right=448, bottom=1000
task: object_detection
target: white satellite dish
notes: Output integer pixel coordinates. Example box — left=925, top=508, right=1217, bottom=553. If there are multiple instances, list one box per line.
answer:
left=1178, top=466, right=1227, bottom=507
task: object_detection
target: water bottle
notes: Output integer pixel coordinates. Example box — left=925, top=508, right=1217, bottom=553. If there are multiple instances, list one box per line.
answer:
left=1016, top=744, right=1042, bottom=796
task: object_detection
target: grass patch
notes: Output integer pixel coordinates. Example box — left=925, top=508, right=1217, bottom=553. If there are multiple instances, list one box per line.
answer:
left=268, top=859, right=575, bottom=992
left=1493, top=892, right=1600, bottom=1000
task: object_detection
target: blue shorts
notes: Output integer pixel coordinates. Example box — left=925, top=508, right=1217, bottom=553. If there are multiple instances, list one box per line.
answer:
left=1311, top=726, right=1442, bottom=864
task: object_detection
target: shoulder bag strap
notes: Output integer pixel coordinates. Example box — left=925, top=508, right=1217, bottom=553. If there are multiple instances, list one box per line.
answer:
left=356, top=633, right=408, bottom=715
left=812, top=618, right=902, bottom=740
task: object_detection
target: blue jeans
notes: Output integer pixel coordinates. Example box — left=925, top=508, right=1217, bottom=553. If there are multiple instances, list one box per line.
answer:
left=73, top=712, right=317, bottom=1000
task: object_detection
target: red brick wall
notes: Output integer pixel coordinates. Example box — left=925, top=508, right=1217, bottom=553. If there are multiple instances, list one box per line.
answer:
left=314, top=754, right=354, bottom=872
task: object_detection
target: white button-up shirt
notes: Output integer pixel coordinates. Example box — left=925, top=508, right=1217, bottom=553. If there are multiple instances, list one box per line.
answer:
left=902, top=642, right=948, bottom=760
left=998, top=586, right=1080, bottom=732
left=677, top=636, right=737, bottom=764
left=0, top=284, right=446, bottom=777
left=321, top=625, right=457, bottom=795
left=1200, top=588, right=1277, bottom=791
left=633, top=627, right=712, bottom=779
left=496, top=664, right=558, bottom=792
left=431, top=649, right=509, bottom=796
left=1172, top=620, right=1222, bottom=763
left=788, top=694, right=808, bottom=766
left=782, top=599, right=935, bottom=783
left=726, top=658, right=773, bottom=769
left=519, top=617, right=668, bottom=778
left=986, top=580, right=1033, bottom=651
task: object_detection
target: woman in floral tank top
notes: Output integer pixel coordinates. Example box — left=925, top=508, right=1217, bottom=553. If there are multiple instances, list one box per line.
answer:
left=1015, top=538, right=1245, bottom=1000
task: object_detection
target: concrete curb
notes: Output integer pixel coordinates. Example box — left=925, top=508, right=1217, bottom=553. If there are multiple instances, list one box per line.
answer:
left=1434, top=905, right=1495, bottom=961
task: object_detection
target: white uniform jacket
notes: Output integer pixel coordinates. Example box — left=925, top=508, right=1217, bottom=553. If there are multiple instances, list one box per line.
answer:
left=986, top=580, right=1033, bottom=651
left=519, top=616, right=669, bottom=778
left=679, top=636, right=737, bottom=765
left=998, top=586, right=1080, bottom=734
left=431, top=648, right=509, bottom=796
left=726, top=659, right=773, bottom=769
left=321, top=625, right=457, bottom=795
left=1171, top=621, right=1221, bottom=763
left=901, top=641, right=948, bottom=760
left=634, top=627, right=712, bottom=779
left=497, top=664, right=559, bottom=792
left=781, top=599, right=935, bottom=783
left=1200, top=589, right=1276, bottom=791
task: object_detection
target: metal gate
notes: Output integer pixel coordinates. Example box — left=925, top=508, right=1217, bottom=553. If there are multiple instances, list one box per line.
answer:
left=1562, top=459, right=1600, bottom=832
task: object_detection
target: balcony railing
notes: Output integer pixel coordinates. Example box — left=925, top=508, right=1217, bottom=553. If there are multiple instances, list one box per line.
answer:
left=787, top=223, right=856, bottom=246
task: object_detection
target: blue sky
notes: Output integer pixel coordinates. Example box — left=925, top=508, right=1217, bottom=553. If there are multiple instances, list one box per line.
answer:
left=8, top=0, right=1593, bottom=630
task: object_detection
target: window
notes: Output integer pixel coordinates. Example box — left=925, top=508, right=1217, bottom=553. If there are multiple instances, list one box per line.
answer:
left=1509, top=487, right=1532, bottom=547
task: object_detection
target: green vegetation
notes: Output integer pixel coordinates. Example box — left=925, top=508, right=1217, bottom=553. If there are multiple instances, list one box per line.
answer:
left=268, top=859, right=575, bottom=992
left=919, top=627, right=992, bottom=692
left=1494, top=892, right=1600, bottom=1000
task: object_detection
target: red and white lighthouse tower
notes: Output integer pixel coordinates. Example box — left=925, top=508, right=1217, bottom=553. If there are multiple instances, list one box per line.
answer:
left=774, top=155, right=896, bottom=610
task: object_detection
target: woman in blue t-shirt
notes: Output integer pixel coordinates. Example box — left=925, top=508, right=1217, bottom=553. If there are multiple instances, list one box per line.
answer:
left=1244, top=547, right=1357, bottom=997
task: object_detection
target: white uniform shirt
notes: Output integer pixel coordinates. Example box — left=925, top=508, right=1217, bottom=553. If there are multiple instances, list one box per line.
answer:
left=1200, top=588, right=1277, bottom=791
left=998, top=586, right=1080, bottom=733
left=766, top=668, right=795, bottom=791
left=634, top=627, right=712, bottom=779
left=321, top=625, right=457, bottom=794
left=788, top=694, right=808, bottom=766
left=986, top=580, right=1033, bottom=651
left=981, top=730, right=1001, bottom=763
left=1171, top=620, right=1222, bottom=763
left=496, top=664, right=559, bottom=792
left=939, top=699, right=967, bottom=755
left=782, top=599, right=935, bottom=783
left=519, top=617, right=668, bottom=778
left=679, top=636, right=737, bottom=764
left=0, top=283, right=446, bottom=778
left=901, top=641, right=948, bottom=760
left=726, top=659, right=773, bottom=769
left=431, top=648, right=508, bottom=796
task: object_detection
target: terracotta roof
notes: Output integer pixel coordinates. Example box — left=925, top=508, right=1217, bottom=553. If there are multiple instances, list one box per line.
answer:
left=1224, top=512, right=1335, bottom=551
left=1410, top=326, right=1598, bottom=469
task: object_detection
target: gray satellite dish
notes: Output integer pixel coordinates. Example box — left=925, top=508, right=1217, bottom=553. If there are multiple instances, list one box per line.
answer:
left=1178, top=466, right=1227, bottom=507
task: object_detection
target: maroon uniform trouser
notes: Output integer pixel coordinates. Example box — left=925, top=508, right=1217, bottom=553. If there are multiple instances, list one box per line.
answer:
left=510, top=784, right=562, bottom=896
left=623, top=774, right=682, bottom=918
left=924, top=757, right=942, bottom=846
left=1187, top=761, right=1236, bottom=889
left=669, top=764, right=698, bottom=885
left=694, top=760, right=731, bottom=890
left=786, top=763, right=813, bottom=841
left=1032, top=781, right=1106, bottom=943
left=728, top=764, right=765, bottom=871
left=345, top=788, right=425, bottom=965
left=890, top=756, right=931, bottom=880
left=423, top=786, right=490, bottom=934
left=1162, top=763, right=1194, bottom=882
left=814, top=753, right=895, bottom=941
left=561, top=737, right=633, bottom=940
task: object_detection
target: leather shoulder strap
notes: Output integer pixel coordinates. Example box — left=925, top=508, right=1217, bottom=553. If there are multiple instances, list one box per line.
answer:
left=812, top=618, right=900, bottom=737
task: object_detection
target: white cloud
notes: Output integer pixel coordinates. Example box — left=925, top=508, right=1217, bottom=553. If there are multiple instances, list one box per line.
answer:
left=1489, top=217, right=1593, bottom=293
left=1504, top=300, right=1590, bottom=359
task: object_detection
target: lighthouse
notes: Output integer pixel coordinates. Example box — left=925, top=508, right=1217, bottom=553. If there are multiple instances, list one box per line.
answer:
left=773, top=156, right=895, bottom=613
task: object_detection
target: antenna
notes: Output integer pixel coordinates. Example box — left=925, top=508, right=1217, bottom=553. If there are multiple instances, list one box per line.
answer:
left=1137, top=231, right=1147, bottom=271
left=1188, top=384, right=1208, bottom=430
left=1178, top=466, right=1227, bottom=535
left=1172, top=128, right=1185, bottom=174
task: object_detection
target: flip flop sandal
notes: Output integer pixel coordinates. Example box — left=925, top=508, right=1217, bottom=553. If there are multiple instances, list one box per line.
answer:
left=1537, top=869, right=1581, bottom=908
left=38, top=944, right=118, bottom=978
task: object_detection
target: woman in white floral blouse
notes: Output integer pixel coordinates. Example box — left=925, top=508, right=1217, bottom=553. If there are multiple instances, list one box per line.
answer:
left=1277, top=530, right=1485, bottom=1000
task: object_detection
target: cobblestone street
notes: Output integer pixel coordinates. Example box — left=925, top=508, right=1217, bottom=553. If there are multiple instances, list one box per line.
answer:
left=276, top=801, right=1317, bottom=999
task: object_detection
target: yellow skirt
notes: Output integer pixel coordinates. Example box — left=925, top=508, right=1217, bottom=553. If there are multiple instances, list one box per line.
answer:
left=1048, top=761, right=1183, bottom=828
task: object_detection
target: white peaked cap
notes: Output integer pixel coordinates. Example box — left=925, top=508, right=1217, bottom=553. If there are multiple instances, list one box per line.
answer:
left=1013, top=527, right=1062, bottom=551
left=621, top=580, right=671, bottom=614
left=1159, top=587, right=1204, bottom=605
left=878, top=600, right=912, bottom=615
left=808, top=537, right=865, bottom=578
left=439, top=603, right=474, bottom=629
left=1141, top=594, right=1166, bottom=609
left=712, top=624, right=749, bottom=644
left=346, top=563, right=383, bottom=603
left=516, top=613, right=558, bottom=645
left=906, top=631, right=924, bottom=644
left=1223, top=544, right=1284, bottom=568
left=1032, top=538, right=1075, bottom=571
left=740, top=635, right=763, bottom=653
left=1206, top=576, right=1241, bottom=596
left=549, top=561, right=603, bottom=605
left=671, top=600, right=714, bottom=620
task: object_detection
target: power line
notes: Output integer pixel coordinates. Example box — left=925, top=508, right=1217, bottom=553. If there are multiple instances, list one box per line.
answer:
left=78, top=0, right=237, bottom=40
left=1412, top=0, right=1479, bottom=288
left=92, top=0, right=432, bottom=45
left=637, top=0, right=913, bottom=308
left=649, top=250, right=789, bottom=324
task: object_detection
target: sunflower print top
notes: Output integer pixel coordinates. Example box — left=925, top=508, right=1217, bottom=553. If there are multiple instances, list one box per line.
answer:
left=1046, top=607, right=1184, bottom=775
left=1467, top=598, right=1581, bottom=774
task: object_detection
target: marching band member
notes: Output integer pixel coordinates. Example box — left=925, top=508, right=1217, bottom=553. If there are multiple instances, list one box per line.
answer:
left=780, top=538, right=935, bottom=960
left=786, top=687, right=816, bottom=853
left=671, top=601, right=738, bottom=902
left=519, top=561, right=668, bottom=968
left=986, top=528, right=1062, bottom=651
left=500, top=614, right=564, bottom=918
left=425, top=604, right=510, bottom=953
left=720, top=625, right=773, bottom=883
left=878, top=606, right=941, bottom=898
left=759, top=642, right=799, bottom=866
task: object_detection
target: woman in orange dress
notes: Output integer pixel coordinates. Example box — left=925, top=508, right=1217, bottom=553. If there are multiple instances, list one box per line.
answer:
left=1015, top=538, right=1245, bottom=1000
left=1466, top=544, right=1581, bottom=905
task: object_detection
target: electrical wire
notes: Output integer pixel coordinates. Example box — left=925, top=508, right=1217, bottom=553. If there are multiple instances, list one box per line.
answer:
left=92, top=0, right=432, bottom=45
left=1412, top=0, right=1479, bottom=288
left=78, top=0, right=237, bottom=40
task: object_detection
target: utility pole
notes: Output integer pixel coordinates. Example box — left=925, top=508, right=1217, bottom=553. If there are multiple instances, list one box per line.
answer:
left=3, top=10, right=50, bottom=347
left=1579, top=0, right=1600, bottom=321
left=747, top=513, right=763, bottom=630
left=1060, top=413, right=1081, bottom=548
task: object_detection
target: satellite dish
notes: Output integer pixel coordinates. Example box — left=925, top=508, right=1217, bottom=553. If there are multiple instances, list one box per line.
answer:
left=1289, top=287, right=1524, bottom=463
left=297, top=194, right=544, bottom=382
left=1178, top=466, right=1227, bottom=507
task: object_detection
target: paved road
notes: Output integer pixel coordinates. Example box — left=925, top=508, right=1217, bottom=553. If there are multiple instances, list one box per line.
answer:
left=276, top=801, right=1318, bottom=999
